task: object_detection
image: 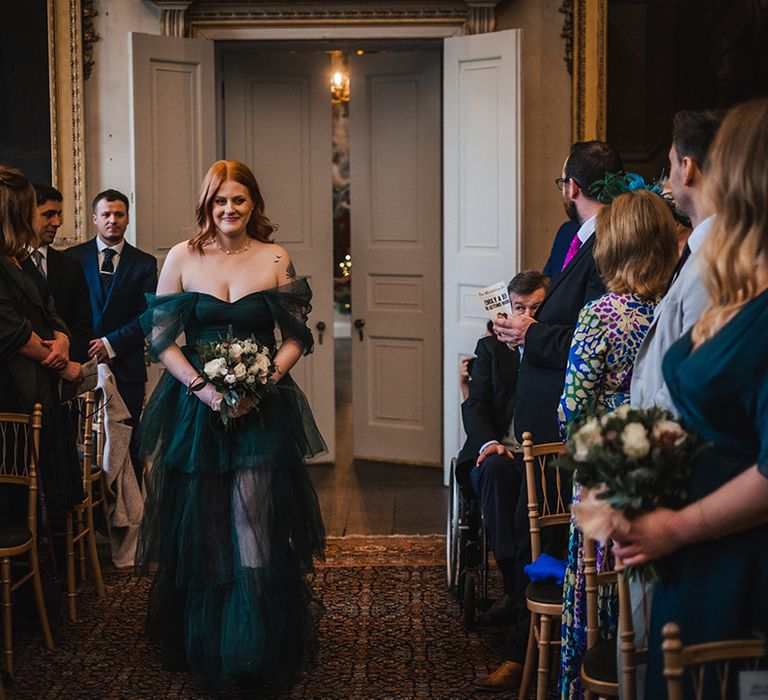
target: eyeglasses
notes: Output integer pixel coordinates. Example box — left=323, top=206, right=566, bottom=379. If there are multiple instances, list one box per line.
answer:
left=555, top=176, right=575, bottom=191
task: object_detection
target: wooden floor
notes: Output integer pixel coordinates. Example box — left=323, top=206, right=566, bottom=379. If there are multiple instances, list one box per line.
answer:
left=307, top=337, right=448, bottom=536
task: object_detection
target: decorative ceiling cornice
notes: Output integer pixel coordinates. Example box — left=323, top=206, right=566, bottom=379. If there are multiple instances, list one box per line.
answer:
left=148, top=0, right=500, bottom=36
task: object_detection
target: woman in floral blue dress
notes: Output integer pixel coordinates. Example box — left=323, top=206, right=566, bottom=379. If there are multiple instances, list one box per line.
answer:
left=557, top=189, right=678, bottom=699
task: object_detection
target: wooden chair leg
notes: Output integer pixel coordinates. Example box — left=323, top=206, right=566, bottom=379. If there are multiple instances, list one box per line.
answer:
left=76, top=510, right=86, bottom=583
left=537, top=613, right=552, bottom=700
left=519, top=612, right=538, bottom=699
left=86, top=506, right=105, bottom=598
left=29, top=544, right=53, bottom=649
left=65, top=512, right=77, bottom=622
left=1, top=558, right=12, bottom=677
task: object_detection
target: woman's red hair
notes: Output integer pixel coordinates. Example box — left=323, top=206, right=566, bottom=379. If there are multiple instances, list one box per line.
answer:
left=190, top=160, right=277, bottom=252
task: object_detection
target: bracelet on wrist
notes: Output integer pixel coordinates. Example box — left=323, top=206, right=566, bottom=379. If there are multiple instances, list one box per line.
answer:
left=186, top=376, right=208, bottom=396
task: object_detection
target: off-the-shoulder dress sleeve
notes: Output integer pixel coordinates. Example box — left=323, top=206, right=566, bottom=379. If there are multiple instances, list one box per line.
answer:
left=140, top=292, right=198, bottom=362
left=263, top=278, right=314, bottom=355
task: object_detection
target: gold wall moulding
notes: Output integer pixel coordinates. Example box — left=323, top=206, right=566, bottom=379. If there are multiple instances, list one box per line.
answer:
left=47, top=0, right=87, bottom=245
left=568, top=0, right=607, bottom=142
left=148, top=1, right=499, bottom=37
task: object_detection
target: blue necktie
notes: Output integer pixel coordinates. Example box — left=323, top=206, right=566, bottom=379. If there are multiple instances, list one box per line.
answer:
left=100, top=248, right=117, bottom=296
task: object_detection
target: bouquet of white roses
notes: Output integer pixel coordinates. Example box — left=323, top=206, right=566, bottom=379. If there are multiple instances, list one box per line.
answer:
left=559, top=405, right=705, bottom=581
left=196, top=327, right=277, bottom=426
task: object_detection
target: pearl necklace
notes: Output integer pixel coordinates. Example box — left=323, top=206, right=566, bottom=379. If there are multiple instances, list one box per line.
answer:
left=215, top=236, right=251, bottom=256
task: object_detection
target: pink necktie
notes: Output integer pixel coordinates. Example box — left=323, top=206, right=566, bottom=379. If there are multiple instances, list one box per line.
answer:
left=561, top=233, right=582, bottom=271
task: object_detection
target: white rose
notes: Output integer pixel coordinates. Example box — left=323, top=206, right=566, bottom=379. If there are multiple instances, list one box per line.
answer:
left=243, top=340, right=257, bottom=354
left=203, top=358, right=226, bottom=379
left=224, top=372, right=237, bottom=385
left=256, top=354, right=271, bottom=371
left=246, top=375, right=256, bottom=384
left=229, top=343, right=244, bottom=360
left=652, top=419, right=686, bottom=445
left=246, top=363, right=258, bottom=375
left=622, top=422, right=651, bottom=459
left=572, top=418, right=603, bottom=462
left=614, top=404, right=631, bottom=420
left=233, top=362, right=247, bottom=380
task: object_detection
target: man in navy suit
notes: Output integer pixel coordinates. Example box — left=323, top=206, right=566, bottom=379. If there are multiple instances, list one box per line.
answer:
left=67, top=189, right=158, bottom=485
left=476, top=141, right=622, bottom=690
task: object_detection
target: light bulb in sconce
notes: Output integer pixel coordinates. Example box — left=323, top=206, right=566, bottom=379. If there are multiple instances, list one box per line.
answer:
left=330, top=70, right=350, bottom=103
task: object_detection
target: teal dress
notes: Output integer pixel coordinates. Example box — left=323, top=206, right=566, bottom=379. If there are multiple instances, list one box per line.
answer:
left=136, top=279, right=326, bottom=688
left=645, top=290, right=768, bottom=699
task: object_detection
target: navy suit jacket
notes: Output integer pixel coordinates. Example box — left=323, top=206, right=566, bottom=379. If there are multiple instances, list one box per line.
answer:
left=542, top=220, right=580, bottom=284
left=514, top=234, right=605, bottom=443
left=458, top=335, right=519, bottom=469
left=66, top=238, right=157, bottom=385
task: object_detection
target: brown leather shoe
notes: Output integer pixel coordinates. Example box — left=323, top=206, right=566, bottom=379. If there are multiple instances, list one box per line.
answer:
left=473, top=660, right=523, bottom=691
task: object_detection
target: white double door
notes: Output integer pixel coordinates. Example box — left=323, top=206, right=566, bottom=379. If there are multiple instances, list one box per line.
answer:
left=129, top=31, right=521, bottom=473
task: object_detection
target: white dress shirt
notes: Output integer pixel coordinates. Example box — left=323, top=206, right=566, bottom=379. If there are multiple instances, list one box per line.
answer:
left=96, top=238, right=126, bottom=359
left=29, top=244, right=49, bottom=278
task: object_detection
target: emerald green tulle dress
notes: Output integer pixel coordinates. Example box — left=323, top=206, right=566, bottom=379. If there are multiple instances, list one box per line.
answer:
left=135, top=279, right=326, bottom=688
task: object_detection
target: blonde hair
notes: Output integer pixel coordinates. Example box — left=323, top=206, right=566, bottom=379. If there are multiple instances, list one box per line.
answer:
left=0, top=166, right=38, bottom=258
left=190, top=160, right=277, bottom=252
left=693, top=98, right=768, bottom=346
left=594, top=190, right=678, bottom=300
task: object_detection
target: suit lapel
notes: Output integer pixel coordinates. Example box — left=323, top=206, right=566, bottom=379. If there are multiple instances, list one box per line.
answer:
left=103, top=242, right=134, bottom=311
left=83, top=239, right=105, bottom=309
left=536, top=235, right=595, bottom=317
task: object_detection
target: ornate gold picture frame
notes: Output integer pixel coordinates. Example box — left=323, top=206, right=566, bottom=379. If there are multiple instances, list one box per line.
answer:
left=47, top=0, right=87, bottom=244
left=565, top=0, right=607, bottom=142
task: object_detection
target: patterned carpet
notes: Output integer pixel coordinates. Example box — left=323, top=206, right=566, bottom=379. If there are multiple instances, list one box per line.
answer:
left=7, top=535, right=521, bottom=699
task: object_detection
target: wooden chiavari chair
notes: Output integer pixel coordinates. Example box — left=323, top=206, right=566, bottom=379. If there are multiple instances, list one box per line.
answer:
left=60, top=392, right=106, bottom=622
left=580, top=534, right=619, bottom=699
left=0, top=404, right=53, bottom=677
left=663, top=622, right=767, bottom=700
left=518, top=431, right=569, bottom=700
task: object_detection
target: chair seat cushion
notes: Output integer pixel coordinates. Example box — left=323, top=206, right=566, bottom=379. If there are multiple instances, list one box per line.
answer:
left=525, top=580, right=563, bottom=605
left=0, top=522, right=32, bottom=549
left=582, top=636, right=617, bottom=683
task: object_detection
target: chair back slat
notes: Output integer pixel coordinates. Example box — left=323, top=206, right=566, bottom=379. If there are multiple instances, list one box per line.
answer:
left=0, top=405, right=42, bottom=535
left=663, top=622, right=767, bottom=700
left=522, top=431, right=567, bottom=561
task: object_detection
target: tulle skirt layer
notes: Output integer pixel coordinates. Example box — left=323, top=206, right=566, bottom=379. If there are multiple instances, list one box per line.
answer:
left=135, top=367, right=326, bottom=687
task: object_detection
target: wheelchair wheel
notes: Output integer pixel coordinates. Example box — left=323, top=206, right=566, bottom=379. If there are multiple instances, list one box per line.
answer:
left=461, top=569, right=478, bottom=629
left=446, top=458, right=461, bottom=593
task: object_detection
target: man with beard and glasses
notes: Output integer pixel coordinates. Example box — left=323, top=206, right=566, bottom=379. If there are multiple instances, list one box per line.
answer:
left=475, top=141, right=622, bottom=691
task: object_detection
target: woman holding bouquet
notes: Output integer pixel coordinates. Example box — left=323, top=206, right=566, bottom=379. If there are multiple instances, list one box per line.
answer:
left=136, top=160, right=326, bottom=688
left=557, top=188, right=678, bottom=699
left=612, top=99, right=768, bottom=699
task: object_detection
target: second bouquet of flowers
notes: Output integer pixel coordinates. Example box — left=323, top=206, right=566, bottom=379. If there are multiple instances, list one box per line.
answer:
left=196, top=326, right=277, bottom=427
left=559, top=405, right=705, bottom=581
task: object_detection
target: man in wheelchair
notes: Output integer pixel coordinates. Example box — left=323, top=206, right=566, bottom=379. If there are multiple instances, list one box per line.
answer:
left=457, top=271, right=549, bottom=622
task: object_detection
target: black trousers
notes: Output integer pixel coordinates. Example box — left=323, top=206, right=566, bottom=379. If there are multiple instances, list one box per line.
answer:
left=469, top=451, right=524, bottom=563
left=504, top=456, right=571, bottom=664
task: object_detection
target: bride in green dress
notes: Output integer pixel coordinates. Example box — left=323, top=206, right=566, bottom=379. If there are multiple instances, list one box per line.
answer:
left=136, top=160, right=326, bottom=688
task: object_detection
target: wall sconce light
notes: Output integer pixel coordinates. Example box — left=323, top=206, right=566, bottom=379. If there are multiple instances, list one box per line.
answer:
left=331, top=70, right=350, bottom=103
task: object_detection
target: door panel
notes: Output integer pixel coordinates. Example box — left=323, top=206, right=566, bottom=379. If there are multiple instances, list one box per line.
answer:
left=442, top=30, right=521, bottom=481
left=129, top=32, right=216, bottom=396
left=350, top=49, right=442, bottom=465
left=223, top=50, right=335, bottom=462
left=129, top=32, right=216, bottom=267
